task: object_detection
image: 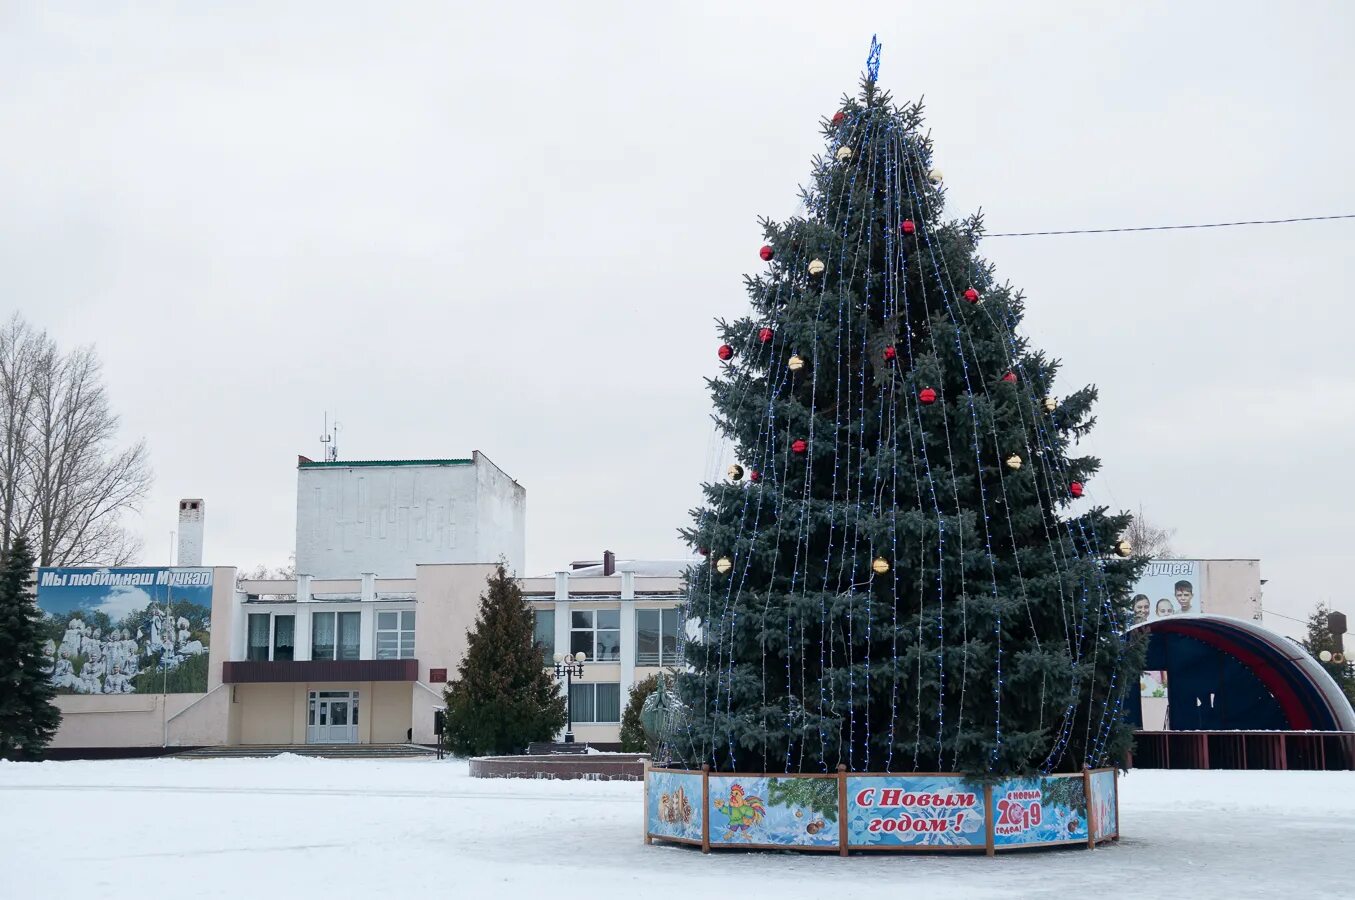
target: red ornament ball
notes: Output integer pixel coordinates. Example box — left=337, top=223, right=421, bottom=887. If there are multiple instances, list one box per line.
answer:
left=718, top=344, right=734, bottom=361
left=832, top=111, right=846, bottom=125
left=1070, top=481, right=1085, bottom=498
left=698, top=547, right=709, bottom=557
left=759, top=245, right=774, bottom=261
left=901, top=219, right=916, bottom=235
left=883, top=346, right=897, bottom=361
left=749, top=470, right=762, bottom=483
left=1002, top=371, right=1017, bottom=384
left=791, top=439, right=808, bottom=455
left=919, top=387, right=937, bottom=405
left=758, top=327, right=774, bottom=344
left=964, top=287, right=980, bottom=303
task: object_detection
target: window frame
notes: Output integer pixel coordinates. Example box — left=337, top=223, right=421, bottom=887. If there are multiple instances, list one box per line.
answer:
left=247, top=611, right=296, bottom=662
left=374, top=609, right=416, bottom=660
left=533, top=608, right=555, bottom=664
left=636, top=607, right=682, bottom=667
left=568, top=682, right=622, bottom=724
left=311, top=610, right=362, bottom=661
left=569, top=608, right=620, bottom=662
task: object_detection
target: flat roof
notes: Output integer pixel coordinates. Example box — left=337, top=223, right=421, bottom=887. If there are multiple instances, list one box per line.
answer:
left=297, top=458, right=473, bottom=469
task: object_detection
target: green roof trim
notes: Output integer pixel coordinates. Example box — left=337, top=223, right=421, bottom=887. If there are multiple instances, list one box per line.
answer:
left=298, top=458, right=473, bottom=468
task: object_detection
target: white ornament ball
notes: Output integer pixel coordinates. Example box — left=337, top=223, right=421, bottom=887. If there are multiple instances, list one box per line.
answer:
left=927, top=168, right=943, bottom=185
left=836, top=146, right=853, bottom=162
left=1319, top=650, right=1333, bottom=662
left=1005, top=454, right=1022, bottom=471
left=807, top=259, right=826, bottom=276
left=1043, top=397, right=1058, bottom=413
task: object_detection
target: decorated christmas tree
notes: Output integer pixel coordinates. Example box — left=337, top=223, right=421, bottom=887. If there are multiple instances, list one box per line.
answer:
left=668, top=41, right=1144, bottom=777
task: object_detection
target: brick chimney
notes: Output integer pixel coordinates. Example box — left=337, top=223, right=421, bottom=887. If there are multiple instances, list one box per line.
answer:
left=602, top=550, right=616, bottom=577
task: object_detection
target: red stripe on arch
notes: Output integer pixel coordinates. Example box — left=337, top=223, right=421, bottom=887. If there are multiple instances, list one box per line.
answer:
left=1147, top=619, right=1313, bottom=729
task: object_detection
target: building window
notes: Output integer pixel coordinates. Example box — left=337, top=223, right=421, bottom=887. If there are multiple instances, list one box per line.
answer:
left=569, top=682, right=621, bottom=723
left=570, top=609, right=620, bottom=662
left=636, top=608, right=681, bottom=666
left=375, top=610, right=416, bottom=660
left=247, top=614, right=270, bottom=661
left=273, top=615, right=295, bottom=661
left=312, top=611, right=361, bottom=661
left=533, top=609, right=555, bottom=663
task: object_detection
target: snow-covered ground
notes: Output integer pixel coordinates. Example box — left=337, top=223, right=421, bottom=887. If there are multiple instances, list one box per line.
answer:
left=1, top=757, right=1351, bottom=899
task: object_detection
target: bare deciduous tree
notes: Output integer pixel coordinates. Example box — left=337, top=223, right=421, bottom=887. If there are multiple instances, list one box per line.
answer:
left=237, top=554, right=297, bottom=586
left=1124, top=506, right=1177, bottom=558
left=0, top=314, right=151, bottom=566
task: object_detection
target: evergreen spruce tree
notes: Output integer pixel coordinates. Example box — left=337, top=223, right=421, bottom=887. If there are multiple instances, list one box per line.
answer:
left=442, top=565, right=566, bottom=756
left=1300, top=602, right=1355, bottom=707
left=671, top=53, right=1144, bottom=777
left=0, top=536, right=61, bottom=760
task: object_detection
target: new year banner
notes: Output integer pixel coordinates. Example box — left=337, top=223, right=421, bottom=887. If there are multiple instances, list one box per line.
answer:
left=36, top=567, right=213, bottom=694
left=647, top=770, right=703, bottom=843
left=706, top=775, right=839, bottom=848
left=846, top=776, right=986, bottom=848
left=991, top=776, right=1089, bottom=847
left=1088, top=770, right=1118, bottom=842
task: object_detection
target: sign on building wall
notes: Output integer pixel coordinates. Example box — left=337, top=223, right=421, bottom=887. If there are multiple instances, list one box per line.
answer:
left=35, top=567, right=213, bottom=695
left=1130, top=559, right=1204, bottom=625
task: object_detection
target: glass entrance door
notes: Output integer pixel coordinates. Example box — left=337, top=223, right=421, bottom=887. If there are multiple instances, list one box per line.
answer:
left=307, top=690, right=359, bottom=743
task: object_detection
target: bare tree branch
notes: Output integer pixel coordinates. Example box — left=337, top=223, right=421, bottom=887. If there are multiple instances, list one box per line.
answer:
left=0, top=315, right=151, bottom=566
left=1124, top=506, right=1177, bottom=558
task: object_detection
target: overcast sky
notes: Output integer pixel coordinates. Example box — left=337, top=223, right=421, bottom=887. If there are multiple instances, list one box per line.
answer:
left=4, top=2, right=1352, bottom=640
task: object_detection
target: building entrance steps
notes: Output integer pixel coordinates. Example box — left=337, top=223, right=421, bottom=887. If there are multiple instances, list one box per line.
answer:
left=174, top=743, right=438, bottom=760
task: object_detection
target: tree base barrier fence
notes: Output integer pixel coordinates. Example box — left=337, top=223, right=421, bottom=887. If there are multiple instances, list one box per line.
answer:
left=643, top=762, right=1119, bottom=856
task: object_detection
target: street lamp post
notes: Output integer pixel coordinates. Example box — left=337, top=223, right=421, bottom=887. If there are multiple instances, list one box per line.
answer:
left=553, top=651, right=587, bottom=744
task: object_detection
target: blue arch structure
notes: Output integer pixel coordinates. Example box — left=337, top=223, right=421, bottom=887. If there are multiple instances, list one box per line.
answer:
left=1127, top=614, right=1355, bottom=732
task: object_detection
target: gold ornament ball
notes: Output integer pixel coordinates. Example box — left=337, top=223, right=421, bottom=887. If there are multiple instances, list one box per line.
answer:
left=788, top=355, right=806, bottom=372
left=1334, top=652, right=1347, bottom=665
left=927, top=168, right=944, bottom=185
left=715, top=556, right=733, bottom=575
left=728, top=464, right=744, bottom=481
left=1005, top=454, right=1023, bottom=470
left=871, top=557, right=890, bottom=575
left=1115, top=539, right=1133, bottom=558
left=836, top=146, right=853, bottom=162
left=807, top=259, right=826, bottom=276
left=1043, top=397, right=1058, bottom=413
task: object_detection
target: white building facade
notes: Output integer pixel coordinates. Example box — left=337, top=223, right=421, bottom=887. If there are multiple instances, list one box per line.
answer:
left=227, top=566, right=685, bottom=747
left=295, top=453, right=526, bottom=579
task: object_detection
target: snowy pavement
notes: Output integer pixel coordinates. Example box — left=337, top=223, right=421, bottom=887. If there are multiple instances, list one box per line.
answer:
left=1, top=757, right=1352, bottom=900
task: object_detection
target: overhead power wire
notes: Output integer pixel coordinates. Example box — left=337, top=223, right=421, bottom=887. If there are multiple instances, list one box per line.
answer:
left=985, top=213, right=1355, bottom=238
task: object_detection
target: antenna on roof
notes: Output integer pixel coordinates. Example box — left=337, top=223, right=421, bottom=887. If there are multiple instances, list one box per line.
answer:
left=320, top=412, right=340, bottom=462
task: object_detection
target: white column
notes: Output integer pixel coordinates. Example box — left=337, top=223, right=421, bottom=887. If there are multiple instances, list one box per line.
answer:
left=294, top=575, right=313, bottom=661
left=232, top=591, right=248, bottom=662
left=553, top=571, right=571, bottom=741
left=361, top=572, right=376, bottom=602
left=294, top=608, right=312, bottom=661
left=359, top=604, right=375, bottom=659
left=553, top=571, right=570, bottom=660
left=619, top=603, right=637, bottom=701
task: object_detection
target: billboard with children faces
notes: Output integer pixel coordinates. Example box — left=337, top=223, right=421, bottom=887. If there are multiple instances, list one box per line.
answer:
left=1129, top=559, right=1204, bottom=626
left=36, top=567, right=213, bottom=695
